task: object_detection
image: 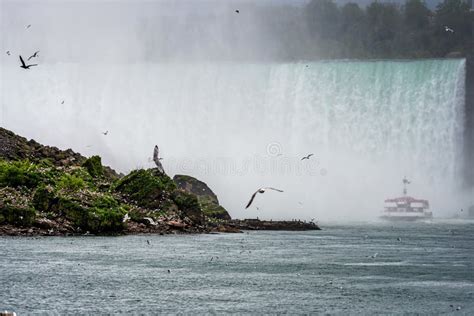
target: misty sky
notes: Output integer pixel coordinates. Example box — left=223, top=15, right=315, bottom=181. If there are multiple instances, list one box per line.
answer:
left=1, top=0, right=446, bottom=64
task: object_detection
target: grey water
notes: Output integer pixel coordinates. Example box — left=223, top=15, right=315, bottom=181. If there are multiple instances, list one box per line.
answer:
left=1, top=221, right=473, bottom=314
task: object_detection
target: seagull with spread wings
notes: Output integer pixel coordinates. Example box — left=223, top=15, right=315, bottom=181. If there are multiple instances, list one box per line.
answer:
left=301, top=153, right=314, bottom=160
left=245, top=187, right=283, bottom=209
left=19, top=55, right=37, bottom=69
left=28, top=51, right=40, bottom=60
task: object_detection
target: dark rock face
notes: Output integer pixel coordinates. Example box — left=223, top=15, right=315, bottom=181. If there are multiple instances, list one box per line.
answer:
left=0, top=127, right=84, bottom=165
left=0, top=127, right=119, bottom=179
left=173, top=174, right=231, bottom=220
left=173, top=174, right=218, bottom=202
left=229, top=219, right=321, bottom=231
left=172, top=190, right=204, bottom=225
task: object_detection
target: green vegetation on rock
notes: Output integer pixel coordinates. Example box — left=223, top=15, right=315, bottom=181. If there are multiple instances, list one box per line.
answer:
left=172, top=190, right=204, bottom=224
left=82, top=155, right=103, bottom=178
left=0, top=187, right=36, bottom=226
left=32, top=184, right=55, bottom=212
left=0, top=160, right=41, bottom=188
left=55, top=193, right=126, bottom=233
left=198, top=195, right=231, bottom=220
left=56, top=174, right=86, bottom=192
left=173, top=174, right=231, bottom=220
left=0, top=128, right=234, bottom=235
left=113, top=168, right=176, bottom=209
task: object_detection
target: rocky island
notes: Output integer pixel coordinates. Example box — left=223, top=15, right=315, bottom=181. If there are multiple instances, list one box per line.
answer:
left=0, top=127, right=320, bottom=236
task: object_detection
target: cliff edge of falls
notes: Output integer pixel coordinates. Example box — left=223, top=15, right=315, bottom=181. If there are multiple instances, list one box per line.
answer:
left=0, top=127, right=319, bottom=235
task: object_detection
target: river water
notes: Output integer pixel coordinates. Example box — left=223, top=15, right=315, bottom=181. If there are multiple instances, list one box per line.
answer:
left=1, top=220, right=473, bottom=314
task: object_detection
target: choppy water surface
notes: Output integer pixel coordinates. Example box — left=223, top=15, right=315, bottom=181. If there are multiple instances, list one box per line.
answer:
left=1, top=221, right=473, bottom=314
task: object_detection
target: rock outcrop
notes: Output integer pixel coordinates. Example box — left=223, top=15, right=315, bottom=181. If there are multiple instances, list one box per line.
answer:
left=0, top=128, right=209, bottom=235
left=229, top=219, right=320, bottom=231
left=0, top=127, right=320, bottom=235
left=0, top=127, right=118, bottom=179
left=173, top=174, right=231, bottom=220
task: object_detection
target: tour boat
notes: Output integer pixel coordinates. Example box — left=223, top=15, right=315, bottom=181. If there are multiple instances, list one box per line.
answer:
left=381, top=178, right=432, bottom=221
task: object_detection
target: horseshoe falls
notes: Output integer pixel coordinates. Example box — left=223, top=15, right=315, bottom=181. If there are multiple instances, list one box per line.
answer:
left=0, top=59, right=466, bottom=220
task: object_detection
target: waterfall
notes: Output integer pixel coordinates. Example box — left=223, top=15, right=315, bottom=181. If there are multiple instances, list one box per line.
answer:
left=1, top=59, right=466, bottom=220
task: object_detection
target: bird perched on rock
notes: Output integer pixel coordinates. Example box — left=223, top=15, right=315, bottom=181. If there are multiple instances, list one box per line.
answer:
left=444, top=26, right=454, bottom=33
left=245, top=187, right=283, bottom=209
left=19, top=55, right=37, bottom=69
left=153, top=145, right=165, bottom=174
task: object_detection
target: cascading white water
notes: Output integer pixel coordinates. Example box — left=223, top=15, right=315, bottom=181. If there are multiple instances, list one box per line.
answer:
left=1, top=59, right=466, bottom=220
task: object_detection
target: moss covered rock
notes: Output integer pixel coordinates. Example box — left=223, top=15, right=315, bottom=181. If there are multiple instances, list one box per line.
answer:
left=82, top=155, right=103, bottom=178
left=198, top=195, right=231, bottom=220
left=114, top=168, right=176, bottom=209
left=0, top=205, right=36, bottom=226
left=56, top=192, right=126, bottom=233
left=173, top=174, right=231, bottom=220
left=32, top=184, right=56, bottom=212
left=172, top=190, right=204, bottom=224
left=0, top=160, right=41, bottom=188
left=0, top=187, right=36, bottom=226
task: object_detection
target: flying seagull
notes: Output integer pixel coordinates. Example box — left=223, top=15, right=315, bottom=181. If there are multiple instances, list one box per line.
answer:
left=153, top=145, right=165, bottom=173
left=444, top=26, right=454, bottom=33
left=102, top=130, right=108, bottom=135
left=6, top=51, right=10, bottom=56
left=19, top=55, right=37, bottom=69
left=301, top=153, right=314, bottom=160
left=402, top=177, right=411, bottom=185
left=26, top=24, right=31, bottom=29
left=61, top=100, right=64, bottom=104
left=28, top=51, right=39, bottom=60
left=245, top=187, right=283, bottom=209
left=235, top=9, right=239, bottom=13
